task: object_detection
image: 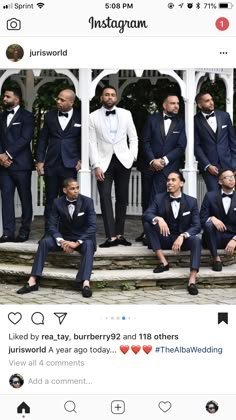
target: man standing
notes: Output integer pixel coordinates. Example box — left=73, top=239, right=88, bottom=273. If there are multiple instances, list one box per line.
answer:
left=17, top=178, right=96, bottom=298
left=200, top=169, right=236, bottom=271
left=0, top=87, right=34, bottom=242
left=89, top=85, right=138, bottom=247
left=143, top=171, right=201, bottom=295
left=142, top=94, right=187, bottom=202
left=36, top=89, right=81, bottom=231
left=194, top=92, right=236, bottom=191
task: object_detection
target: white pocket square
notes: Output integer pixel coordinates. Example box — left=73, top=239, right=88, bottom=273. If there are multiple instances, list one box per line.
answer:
left=12, top=122, right=21, bottom=125
left=74, top=123, right=81, bottom=127
left=234, top=208, right=236, bottom=211
left=182, top=211, right=190, bottom=216
left=77, top=212, right=85, bottom=216
left=222, top=125, right=227, bottom=128
left=173, top=131, right=180, bottom=134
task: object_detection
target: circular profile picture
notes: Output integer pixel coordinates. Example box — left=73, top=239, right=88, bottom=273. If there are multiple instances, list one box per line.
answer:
left=205, top=400, right=219, bottom=414
left=6, top=44, right=24, bottom=62
left=9, top=373, right=24, bottom=389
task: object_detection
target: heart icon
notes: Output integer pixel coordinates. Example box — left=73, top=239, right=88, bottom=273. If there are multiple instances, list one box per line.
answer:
left=158, top=401, right=172, bottom=413
left=8, top=312, right=22, bottom=325
left=143, top=345, right=152, bottom=354
left=131, top=345, right=141, bottom=354
left=120, top=345, right=129, bottom=354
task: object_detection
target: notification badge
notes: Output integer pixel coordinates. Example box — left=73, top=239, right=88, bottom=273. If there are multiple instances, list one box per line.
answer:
left=215, top=17, right=229, bottom=31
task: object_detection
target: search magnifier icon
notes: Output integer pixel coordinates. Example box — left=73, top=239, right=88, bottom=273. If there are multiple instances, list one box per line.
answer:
left=64, top=400, right=77, bottom=413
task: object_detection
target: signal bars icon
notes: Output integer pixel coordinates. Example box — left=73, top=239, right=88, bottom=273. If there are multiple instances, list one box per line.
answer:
left=37, top=2, right=45, bottom=8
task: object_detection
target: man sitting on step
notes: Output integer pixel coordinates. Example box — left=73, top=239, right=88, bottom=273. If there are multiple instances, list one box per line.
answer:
left=143, top=171, right=201, bottom=295
left=200, top=169, right=236, bottom=272
left=16, top=178, right=96, bottom=298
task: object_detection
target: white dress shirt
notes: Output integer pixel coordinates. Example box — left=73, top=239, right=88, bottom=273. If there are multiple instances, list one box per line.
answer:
left=58, top=108, right=73, bottom=130
left=6, top=105, right=19, bottom=127
left=202, top=111, right=217, bottom=133
left=221, top=189, right=233, bottom=214
left=102, top=106, right=118, bottom=143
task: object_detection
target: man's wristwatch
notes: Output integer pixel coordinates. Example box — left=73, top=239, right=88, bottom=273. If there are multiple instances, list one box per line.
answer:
left=160, top=158, right=166, bottom=167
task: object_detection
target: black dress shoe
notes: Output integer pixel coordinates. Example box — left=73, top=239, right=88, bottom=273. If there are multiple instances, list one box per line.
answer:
left=99, top=239, right=119, bottom=248
left=16, top=283, right=39, bottom=294
left=0, top=235, right=15, bottom=243
left=82, top=285, right=92, bottom=298
left=135, top=232, right=145, bottom=242
left=212, top=261, right=223, bottom=272
left=15, top=235, right=29, bottom=243
left=187, top=283, right=198, bottom=295
left=153, top=263, right=169, bottom=273
left=117, top=236, right=132, bottom=246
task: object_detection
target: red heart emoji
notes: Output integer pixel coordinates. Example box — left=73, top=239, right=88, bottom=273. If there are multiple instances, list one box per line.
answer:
left=143, top=345, right=152, bottom=354
left=131, top=345, right=141, bottom=354
left=120, top=345, right=129, bottom=354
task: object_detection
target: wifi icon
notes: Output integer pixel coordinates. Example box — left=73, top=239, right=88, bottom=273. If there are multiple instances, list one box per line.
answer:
left=37, top=2, right=45, bottom=8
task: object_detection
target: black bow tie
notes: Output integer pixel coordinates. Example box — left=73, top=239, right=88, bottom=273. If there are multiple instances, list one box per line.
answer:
left=206, top=112, right=215, bottom=120
left=222, top=193, right=233, bottom=198
left=106, top=110, right=116, bottom=116
left=59, top=111, right=69, bottom=118
left=6, top=110, right=14, bottom=115
left=66, top=200, right=77, bottom=206
left=164, top=115, right=174, bottom=120
left=170, top=197, right=181, bottom=203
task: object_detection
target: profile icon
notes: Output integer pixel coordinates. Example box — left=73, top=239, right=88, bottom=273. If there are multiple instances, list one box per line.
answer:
left=6, top=44, right=24, bottom=62
left=205, top=400, right=219, bottom=414
left=9, top=373, right=24, bottom=389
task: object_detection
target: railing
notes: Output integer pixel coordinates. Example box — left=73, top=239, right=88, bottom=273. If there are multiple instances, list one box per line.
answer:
left=14, top=169, right=207, bottom=218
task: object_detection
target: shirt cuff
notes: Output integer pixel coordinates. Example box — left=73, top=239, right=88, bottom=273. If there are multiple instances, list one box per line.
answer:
left=204, top=164, right=210, bottom=171
left=56, top=237, right=64, bottom=246
left=77, top=240, right=83, bottom=244
left=152, top=217, right=158, bottom=225
left=6, top=150, right=13, bottom=160
left=162, top=156, right=169, bottom=165
left=149, top=159, right=155, bottom=166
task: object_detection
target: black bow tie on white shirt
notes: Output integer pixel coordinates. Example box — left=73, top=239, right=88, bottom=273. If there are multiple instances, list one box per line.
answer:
left=164, top=115, right=174, bottom=120
left=106, top=110, right=116, bottom=116
left=222, top=193, right=233, bottom=198
left=206, top=112, right=215, bottom=120
left=66, top=200, right=77, bottom=206
left=59, top=111, right=69, bottom=118
left=170, top=197, right=181, bottom=203
left=6, top=109, right=14, bottom=115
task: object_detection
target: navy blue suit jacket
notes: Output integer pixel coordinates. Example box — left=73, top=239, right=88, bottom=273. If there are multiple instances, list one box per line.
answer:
left=142, top=113, right=187, bottom=173
left=0, top=108, right=34, bottom=172
left=48, top=194, right=96, bottom=248
left=200, top=191, right=236, bottom=233
left=36, top=109, right=81, bottom=171
left=194, top=111, right=236, bottom=172
left=143, top=192, right=201, bottom=236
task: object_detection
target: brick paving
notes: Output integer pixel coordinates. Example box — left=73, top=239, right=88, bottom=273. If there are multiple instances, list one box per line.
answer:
left=0, top=282, right=236, bottom=305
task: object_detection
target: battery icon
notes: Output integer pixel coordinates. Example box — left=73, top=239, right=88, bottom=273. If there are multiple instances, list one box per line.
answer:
left=218, top=2, right=233, bottom=7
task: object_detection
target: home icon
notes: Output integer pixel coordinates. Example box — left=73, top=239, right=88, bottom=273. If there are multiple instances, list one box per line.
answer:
left=17, top=402, right=30, bottom=414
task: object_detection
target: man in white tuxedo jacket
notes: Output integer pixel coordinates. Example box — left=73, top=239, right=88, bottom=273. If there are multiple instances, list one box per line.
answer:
left=89, top=85, right=138, bottom=247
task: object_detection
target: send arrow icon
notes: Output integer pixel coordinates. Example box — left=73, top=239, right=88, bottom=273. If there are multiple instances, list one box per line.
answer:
left=54, top=312, right=67, bottom=325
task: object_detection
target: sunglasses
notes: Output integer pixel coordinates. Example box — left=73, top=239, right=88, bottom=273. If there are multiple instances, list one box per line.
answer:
left=12, top=380, right=20, bottom=384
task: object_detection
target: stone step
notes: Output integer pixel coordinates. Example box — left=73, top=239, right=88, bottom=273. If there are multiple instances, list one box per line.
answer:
left=0, top=242, right=236, bottom=270
left=1, top=263, right=236, bottom=290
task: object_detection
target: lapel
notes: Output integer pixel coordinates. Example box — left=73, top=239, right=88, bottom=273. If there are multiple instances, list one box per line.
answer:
left=198, top=112, right=216, bottom=142
left=63, top=109, right=76, bottom=134
left=73, top=195, right=82, bottom=221
left=165, top=119, right=177, bottom=142
left=63, top=196, right=72, bottom=224
left=226, top=192, right=236, bottom=218
left=7, top=107, right=22, bottom=129
left=164, top=195, right=171, bottom=220
left=215, top=111, right=222, bottom=143
left=98, top=108, right=111, bottom=144
left=155, top=114, right=165, bottom=143
left=216, top=193, right=226, bottom=216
